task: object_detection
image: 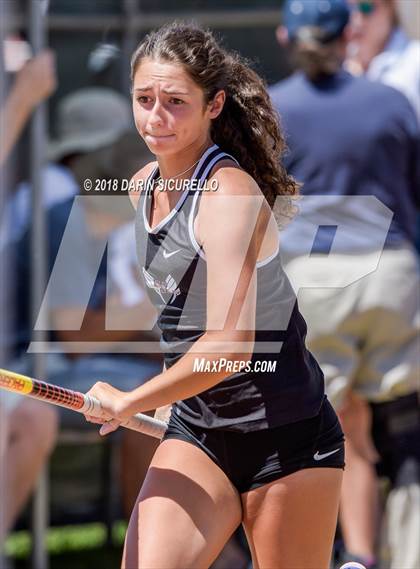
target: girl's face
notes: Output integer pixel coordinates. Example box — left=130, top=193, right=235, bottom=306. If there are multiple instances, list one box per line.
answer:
left=132, top=58, right=224, bottom=156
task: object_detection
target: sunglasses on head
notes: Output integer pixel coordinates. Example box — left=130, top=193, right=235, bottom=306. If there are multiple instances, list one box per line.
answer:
left=354, top=1, right=376, bottom=15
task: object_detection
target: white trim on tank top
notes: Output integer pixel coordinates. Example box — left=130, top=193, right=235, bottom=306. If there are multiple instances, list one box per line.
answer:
left=188, top=155, right=280, bottom=268
left=143, top=144, right=219, bottom=234
left=187, top=151, right=239, bottom=260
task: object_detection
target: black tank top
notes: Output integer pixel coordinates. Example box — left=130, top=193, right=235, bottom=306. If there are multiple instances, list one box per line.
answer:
left=135, top=144, right=324, bottom=431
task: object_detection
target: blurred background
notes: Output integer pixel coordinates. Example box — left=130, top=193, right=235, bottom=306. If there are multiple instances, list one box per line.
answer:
left=0, top=1, right=419, bottom=568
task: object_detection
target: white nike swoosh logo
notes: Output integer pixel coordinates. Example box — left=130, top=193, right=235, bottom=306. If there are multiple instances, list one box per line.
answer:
left=163, top=249, right=180, bottom=259
left=313, top=448, right=340, bottom=461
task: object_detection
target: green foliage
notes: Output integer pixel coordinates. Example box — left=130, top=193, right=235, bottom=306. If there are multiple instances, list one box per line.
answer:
left=4, top=521, right=128, bottom=568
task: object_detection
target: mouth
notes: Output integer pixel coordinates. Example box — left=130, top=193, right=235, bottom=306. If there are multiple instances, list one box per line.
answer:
left=145, top=133, right=175, bottom=140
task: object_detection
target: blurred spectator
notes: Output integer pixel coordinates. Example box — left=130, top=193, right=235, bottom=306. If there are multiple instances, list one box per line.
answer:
left=0, top=47, right=58, bottom=555
left=0, top=49, right=56, bottom=166
left=0, top=162, right=79, bottom=250
left=346, top=2, right=420, bottom=562
left=1, top=86, right=132, bottom=249
left=346, top=0, right=420, bottom=121
left=270, top=1, right=419, bottom=567
left=6, top=90, right=163, bottom=515
left=0, top=398, right=57, bottom=545
left=345, top=0, right=420, bottom=255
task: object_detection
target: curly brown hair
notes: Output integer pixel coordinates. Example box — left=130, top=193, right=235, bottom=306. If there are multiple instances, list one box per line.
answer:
left=130, top=21, right=299, bottom=218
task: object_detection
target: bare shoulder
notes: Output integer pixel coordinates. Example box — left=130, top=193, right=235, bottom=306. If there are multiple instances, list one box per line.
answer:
left=197, top=157, right=275, bottom=249
left=207, top=159, right=260, bottom=197
left=129, top=161, right=157, bottom=210
left=200, top=159, right=264, bottom=219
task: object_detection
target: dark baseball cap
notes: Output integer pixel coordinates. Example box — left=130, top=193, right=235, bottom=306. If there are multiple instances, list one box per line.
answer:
left=283, top=0, right=350, bottom=42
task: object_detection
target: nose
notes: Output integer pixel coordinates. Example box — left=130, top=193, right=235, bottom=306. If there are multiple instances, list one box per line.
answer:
left=349, top=9, right=363, bottom=33
left=148, top=98, right=165, bottom=130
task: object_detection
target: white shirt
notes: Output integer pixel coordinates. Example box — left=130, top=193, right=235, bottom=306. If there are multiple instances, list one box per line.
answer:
left=367, top=28, right=420, bottom=122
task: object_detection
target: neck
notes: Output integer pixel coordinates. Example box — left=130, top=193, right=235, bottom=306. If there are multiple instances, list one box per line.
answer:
left=156, top=135, right=214, bottom=181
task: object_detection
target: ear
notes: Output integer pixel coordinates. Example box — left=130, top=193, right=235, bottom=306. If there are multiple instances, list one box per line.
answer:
left=208, top=90, right=226, bottom=119
left=276, top=25, right=289, bottom=46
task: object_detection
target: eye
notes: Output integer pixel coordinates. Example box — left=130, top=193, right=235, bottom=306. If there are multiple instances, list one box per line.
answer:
left=169, top=98, right=185, bottom=105
left=136, top=95, right=151, bottom=104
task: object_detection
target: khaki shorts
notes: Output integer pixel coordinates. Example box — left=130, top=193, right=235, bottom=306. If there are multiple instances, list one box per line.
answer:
left=283, top=245, right=419, bottom=408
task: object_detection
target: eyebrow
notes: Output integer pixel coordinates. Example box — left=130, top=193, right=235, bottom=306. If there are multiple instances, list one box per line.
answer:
left=134, top=86, right=189, bottom=96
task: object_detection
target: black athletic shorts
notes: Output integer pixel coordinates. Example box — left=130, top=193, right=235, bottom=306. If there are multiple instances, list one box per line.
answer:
left=162, top=396, right=345, bottom=493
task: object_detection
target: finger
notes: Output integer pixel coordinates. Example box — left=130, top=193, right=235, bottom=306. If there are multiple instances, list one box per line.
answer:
left=99, top=419, right=120, bottom=436
left=84, top=414, right=106, bottom=425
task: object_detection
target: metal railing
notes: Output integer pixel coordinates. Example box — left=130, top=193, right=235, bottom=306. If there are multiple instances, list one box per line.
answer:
left=6, top=8, right=281, bottom=32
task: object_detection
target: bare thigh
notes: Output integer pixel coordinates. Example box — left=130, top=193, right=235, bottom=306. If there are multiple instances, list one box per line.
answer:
left=122, top=439, right=243, bottom=569
left=242, top=467, right=343, bottom=569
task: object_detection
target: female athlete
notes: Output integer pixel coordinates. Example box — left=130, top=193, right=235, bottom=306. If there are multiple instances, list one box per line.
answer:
left=84, top=22, right=345, bottom=569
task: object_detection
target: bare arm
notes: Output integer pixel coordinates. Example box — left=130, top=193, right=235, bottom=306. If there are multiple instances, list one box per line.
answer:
left=110, top=168, right=268, bottom=416
left=153, top=363, right=172, bottom=423
left=0, top=50, right=56, bottom=166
